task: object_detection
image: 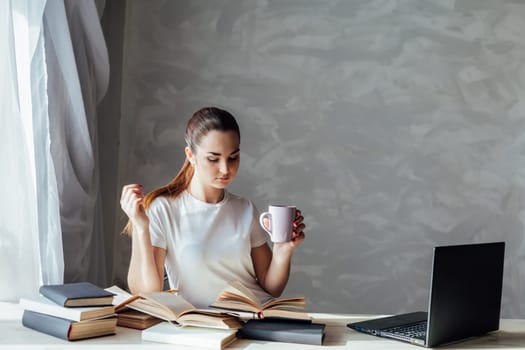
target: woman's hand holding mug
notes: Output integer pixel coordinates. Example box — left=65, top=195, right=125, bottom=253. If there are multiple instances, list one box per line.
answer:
left=260, top=205, right=305, bottom=249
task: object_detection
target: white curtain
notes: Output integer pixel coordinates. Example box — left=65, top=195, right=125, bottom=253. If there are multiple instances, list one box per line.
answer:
left=0, top=0, right=61, bottom=300
left=0, top=0, right=109, bottom=300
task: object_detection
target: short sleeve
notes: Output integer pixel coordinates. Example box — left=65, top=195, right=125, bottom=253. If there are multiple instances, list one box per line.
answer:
left=147, top=198, right=167, bottom=249
left=250, top=203, right=269, bottom=248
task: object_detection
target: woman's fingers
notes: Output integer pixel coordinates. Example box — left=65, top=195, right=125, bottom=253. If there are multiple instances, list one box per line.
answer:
left=291, top=209, right=305, bottom=245
left=134, top=196, right=143, bottom=206
left=262, top=217, right=270, bottom=230
left=122, top=183, right=142, bottom=194
left=123, top=185, right=143, bottom=198
left=119, top=184, right=150, bottom=231
left=121, top=184, right=145, bottom=216
left=121, top=184, right=142, bottom=201
left=291, top=208, right=305, bottom=234
left=293, top=216, right=304, bottom=229
left=292, top=223, right=305, bottom=235
left=293, top=210, right=304, bottom=223
left=291, top=232, right=305, bottom=246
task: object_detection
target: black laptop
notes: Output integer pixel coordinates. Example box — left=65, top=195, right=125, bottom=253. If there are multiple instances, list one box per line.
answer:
left=347, top=242, right=505, bottom=347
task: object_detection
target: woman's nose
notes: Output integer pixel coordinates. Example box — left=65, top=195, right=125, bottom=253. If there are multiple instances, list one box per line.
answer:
left=219, top=161, right=229, bottom=174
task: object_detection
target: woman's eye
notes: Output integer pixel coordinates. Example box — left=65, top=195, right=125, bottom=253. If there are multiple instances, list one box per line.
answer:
left=207, top=158, right=219, bottom=162
left=228, top=156, right=239, bottom=161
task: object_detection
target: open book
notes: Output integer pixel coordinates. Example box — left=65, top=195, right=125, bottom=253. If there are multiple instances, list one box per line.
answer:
left=105, top=286, right=242, bottom=330
left=209, top=281, right=310, bottom=321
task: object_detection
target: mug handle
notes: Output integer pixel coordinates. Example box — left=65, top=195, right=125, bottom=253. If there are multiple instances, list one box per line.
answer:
left=259, top=212, right=273, bottom=237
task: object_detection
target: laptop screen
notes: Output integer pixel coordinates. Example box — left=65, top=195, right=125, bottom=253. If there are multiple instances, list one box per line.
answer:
left=426, top=242, right=505, bottom=347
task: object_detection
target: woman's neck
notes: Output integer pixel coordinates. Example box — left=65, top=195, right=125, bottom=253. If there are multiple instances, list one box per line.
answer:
left=187, top=180, right=225, bottom=204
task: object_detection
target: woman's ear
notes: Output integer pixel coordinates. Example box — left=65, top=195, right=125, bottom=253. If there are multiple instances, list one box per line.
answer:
left=185, top=146, right=195, bottom=165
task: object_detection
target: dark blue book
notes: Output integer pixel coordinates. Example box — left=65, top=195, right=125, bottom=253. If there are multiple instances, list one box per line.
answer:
left=39, top=282, right=114, bottom=307
left=22, top=310, right=117, bottom=341
left=239, top=319, right=326, bottom=345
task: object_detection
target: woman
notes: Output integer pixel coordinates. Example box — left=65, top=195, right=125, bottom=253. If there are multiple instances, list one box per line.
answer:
left=120, top=107, right=306, bottom=308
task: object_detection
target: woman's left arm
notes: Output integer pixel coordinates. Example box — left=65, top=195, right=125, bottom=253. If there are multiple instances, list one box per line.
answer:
left=251, top=210, right=306, bottom=297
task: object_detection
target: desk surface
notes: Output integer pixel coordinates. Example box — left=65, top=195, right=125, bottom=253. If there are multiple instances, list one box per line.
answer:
left=1, top=302, right=524, bottom=349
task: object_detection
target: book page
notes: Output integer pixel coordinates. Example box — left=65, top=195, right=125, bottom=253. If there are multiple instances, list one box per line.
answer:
left=262, top=296, right=306, bottom=310
left=105, top=285, right=131, bottom=299
left=135, top=292, right=194, bottom=320
left=216, top=281, right=262, bottom=309
left=177, top=313, right=243, bottom=329
left=105, top=285, right=139, bottom=312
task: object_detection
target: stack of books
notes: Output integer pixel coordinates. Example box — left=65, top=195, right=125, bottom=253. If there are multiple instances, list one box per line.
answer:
left=113, top=308, right=162, bottom=330
left=20, top=282, right=117, bottom=341
left=104, top=285, right=163, bottom=330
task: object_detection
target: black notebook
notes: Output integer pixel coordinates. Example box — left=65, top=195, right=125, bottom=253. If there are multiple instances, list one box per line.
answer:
left=239, top=319, right=326, bottom=345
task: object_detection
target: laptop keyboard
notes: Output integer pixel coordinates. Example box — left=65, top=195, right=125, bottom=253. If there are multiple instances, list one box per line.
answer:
left=383, top=321, right=427, bottom=339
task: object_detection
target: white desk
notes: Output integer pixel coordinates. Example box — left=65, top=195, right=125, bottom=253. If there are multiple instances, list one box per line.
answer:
left=1, top=302, right=524, bottom=349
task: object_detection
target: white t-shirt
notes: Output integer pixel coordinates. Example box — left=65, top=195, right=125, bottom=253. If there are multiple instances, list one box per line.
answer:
left=147, top=190, right=272, bottom=309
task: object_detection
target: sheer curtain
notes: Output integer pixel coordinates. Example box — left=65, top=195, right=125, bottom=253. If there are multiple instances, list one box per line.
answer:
left=0, top=0, right=109, bottom=300
left=44, top=0, right=110, bottom=285
left=0, top=0, right=61, bottom=300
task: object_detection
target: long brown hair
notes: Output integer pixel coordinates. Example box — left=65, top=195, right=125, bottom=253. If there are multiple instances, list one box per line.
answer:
left=123, top=107, right=240, bottom=235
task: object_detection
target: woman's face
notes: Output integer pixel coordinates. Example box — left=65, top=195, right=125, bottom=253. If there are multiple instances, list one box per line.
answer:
left=190, top=130, right=240, bottom=190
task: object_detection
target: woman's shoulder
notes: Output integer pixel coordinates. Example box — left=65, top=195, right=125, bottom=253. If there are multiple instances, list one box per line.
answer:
left=147, top=194, right=179, bottom=212
left=226, top=191, right=256, bottom=210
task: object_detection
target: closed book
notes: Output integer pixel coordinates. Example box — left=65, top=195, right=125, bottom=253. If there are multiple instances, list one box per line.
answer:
left=39, top=282, right=114, bottom=307
left=22, top=310, right=117, bottom=341
left=239, top=319, right=326, bottom=345
left=142, top=322, right=238, bottom=349
left=116, top=309, right=162, bottom=330
left=20, top=296, right=115, bottom=322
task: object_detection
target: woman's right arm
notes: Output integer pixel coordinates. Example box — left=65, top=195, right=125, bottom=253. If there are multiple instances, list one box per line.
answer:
left=120, top=184, right=165, bottom=293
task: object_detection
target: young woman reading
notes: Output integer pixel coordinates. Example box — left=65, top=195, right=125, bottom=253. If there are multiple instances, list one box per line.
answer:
left=120, top=107, right=306, bottom=308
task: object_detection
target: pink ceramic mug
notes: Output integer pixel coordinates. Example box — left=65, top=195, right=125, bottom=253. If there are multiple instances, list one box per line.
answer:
left=259, top=205, right=296, bottom=243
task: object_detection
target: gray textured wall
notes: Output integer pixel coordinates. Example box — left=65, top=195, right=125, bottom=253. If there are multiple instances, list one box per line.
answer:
left=113, top=0, right=525, bottom=318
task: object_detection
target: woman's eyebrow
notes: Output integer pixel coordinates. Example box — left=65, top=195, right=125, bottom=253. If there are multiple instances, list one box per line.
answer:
left=207, top=149, right=240, bottom=156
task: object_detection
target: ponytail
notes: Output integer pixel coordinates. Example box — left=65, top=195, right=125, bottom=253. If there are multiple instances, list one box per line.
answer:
left=122, top=160, right=194, bottom=235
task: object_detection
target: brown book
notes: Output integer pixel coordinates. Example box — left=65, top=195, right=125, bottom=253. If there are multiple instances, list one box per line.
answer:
left=116, top=309, right=162, bottom=330
left=210, top=281, right=310, bottom=321
left=105, top=285, right=242, bottom=330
